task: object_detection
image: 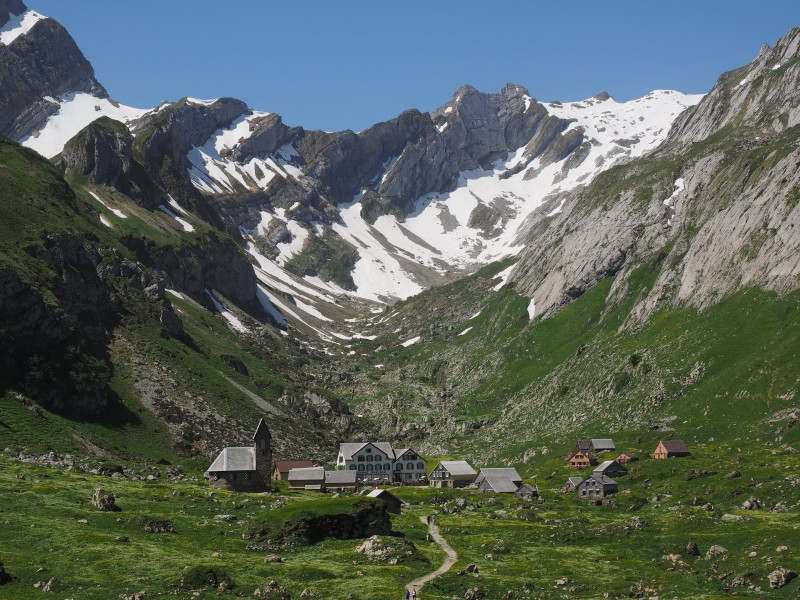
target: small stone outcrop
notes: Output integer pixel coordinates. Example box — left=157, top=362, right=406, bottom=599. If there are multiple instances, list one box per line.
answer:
left=253, top=580, right=291, bottom=599
left=91, top=488, right=119, bottom=512
left=355, top=535, right=420, bottom=564
left=464, top=588, right=486, bottom=600
left=705, top=545, right=728, bottom=560
left=768, top=567, right=797, bottom=589
left=178, top=565, right=233, bottom=592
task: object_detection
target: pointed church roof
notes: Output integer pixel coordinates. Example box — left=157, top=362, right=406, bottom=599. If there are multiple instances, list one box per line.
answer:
left=253, top=418, right=271, bottom=440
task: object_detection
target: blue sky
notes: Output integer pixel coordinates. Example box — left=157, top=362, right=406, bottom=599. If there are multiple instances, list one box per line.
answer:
left=31, top=1, right=800, bottom=132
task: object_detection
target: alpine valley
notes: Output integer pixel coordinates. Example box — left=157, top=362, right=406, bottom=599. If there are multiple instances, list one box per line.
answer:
left=0, top=1, right=799, bottom=598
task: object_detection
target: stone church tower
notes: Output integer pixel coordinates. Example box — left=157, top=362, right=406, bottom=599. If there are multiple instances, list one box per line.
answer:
left=253, top=418, right=272, bottom=486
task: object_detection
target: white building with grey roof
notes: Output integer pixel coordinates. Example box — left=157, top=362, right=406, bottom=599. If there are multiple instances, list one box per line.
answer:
left=336, top=442, right=427, bottom=485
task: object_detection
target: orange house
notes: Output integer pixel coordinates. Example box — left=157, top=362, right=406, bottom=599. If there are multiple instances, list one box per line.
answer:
left=653, top=440, right=691, bottom=459
left=568, top=450, right=598, bottom=469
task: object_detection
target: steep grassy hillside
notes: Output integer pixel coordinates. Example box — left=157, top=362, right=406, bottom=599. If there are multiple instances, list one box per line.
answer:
left=0, top=136, right=358, bottom=463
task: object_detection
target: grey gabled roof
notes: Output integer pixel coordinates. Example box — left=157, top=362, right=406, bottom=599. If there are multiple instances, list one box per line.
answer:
left=338, top=442, right=394, bottom=461
left=206, top=447, right=255, bottom=473
left=436, top=460, right=477, bottom=478
left=591, top=439, right=616, bottom=451
left=325, top=470, right=358, bottom=485
left=581, top=473, right=617, bottom=487
left=367, top=488, right=399, bottom=501
left=594, top=460, right=627, bottom=473
left=566, top=476, right=585, bottom=486
left=287, top=467, right=325, bottom=482
left=475, top=468, right=522, bottom=484
left=514, top=483, right=538, bottom=495
left=480, top=473, right=521, bottom=493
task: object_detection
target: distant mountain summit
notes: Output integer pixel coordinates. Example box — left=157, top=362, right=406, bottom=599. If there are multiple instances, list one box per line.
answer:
left=0, top=0, right=107, bottom=140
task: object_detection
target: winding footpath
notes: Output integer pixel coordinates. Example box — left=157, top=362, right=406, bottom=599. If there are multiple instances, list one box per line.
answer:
left=406, top=515, right=458, bottom=596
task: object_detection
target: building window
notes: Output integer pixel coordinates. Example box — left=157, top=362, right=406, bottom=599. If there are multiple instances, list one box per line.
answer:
left=349, top=465, right=356, bottom=471
left=405, top=473, right=412, bottom=480
left=407, top=463, right=414, bottom=471
left=244, top=472, right=250, bottom=480
left=375, top=455, right=382, bottom=462
left=367, top=464, right=373, bottom=472
left=358, top=464, right=365, bottom=472
left=366, top=455, right=373, bottom=462
left=395, top=463, right=403, bottom=471
left=384, top=464, right=390, bottom=471
left=358, top=456, right=365, bottom=462
left=260, top=439, right=266, bottom=450
left=366, top=448, right=371, bottom=453
left=417, top=462, right=425, bottom=470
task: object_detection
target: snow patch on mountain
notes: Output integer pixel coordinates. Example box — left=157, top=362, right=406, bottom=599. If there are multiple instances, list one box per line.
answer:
left=0, top=9, right=45, bottom=45
left=19, top=93, right=149, bottom=159
left=187, top=114, right=304, bottom=194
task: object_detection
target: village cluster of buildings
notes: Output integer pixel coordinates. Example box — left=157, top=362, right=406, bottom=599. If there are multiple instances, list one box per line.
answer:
left=202, top=421, right=691, bottom=502
left=564, top=438, right=691, bottom=499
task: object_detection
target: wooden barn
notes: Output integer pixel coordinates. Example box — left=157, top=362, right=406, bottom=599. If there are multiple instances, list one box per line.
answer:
left=568, top=450, right=598, bottom=469
left=653, top=440, right=691, bottom=459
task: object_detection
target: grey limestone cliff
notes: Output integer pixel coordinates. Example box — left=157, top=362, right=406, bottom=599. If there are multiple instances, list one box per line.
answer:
left=512, top=27, right=800, bottom=324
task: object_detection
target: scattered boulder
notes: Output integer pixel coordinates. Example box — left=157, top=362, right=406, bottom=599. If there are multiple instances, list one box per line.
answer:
left=354, top=535, right=420, bottom=564
left=91, top=488, right=119, bottom=512
left=253, top=580, right=291, bottom=598
left=730, top=573, right=753, bottom=588
left=742, top=497, right=762, bottom=510
left=702, top=503, right=714, bottom=511
left=115, top=536, right=130, bottom=543
left=121, top=592, right=147, bottom=600
left=725, top=470, right=742, bottom=478
left=686, top=542, right=700, bottom=556
left=777, top=545, right=789, bottom=553
left=178, top=565, right=233, bottom=591
left=705, top=545, right=728, bottom=560
left=768, top=567, right=797, bottom=589
left=300, top=589, right=314, bottom=598
left=264, top=555, right=284, bottom=563
left=458, top=564, right=480, bottom=575
left=493, top=539, right=510, bottom=553
left=131, top=516, right=174, bottom=533
left=465, top=588, right=485, bottom=600
left=0, top=562, right=11, bottom=585
left=42, top=577, right=60, bottom=592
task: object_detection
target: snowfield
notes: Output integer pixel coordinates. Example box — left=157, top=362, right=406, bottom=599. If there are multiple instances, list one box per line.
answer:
left=19, top=93, right=149, bottom=159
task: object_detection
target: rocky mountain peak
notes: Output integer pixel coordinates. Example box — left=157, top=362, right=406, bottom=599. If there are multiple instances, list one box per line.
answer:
left=0, top=5, right=106, bottom=139
left=666, top=27, right=800, bottom=146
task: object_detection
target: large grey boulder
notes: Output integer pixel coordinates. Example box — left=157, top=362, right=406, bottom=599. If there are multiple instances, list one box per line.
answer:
left=91, top=488, right=118, bottom=512
left=768, top=567, right=797, bottom=589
